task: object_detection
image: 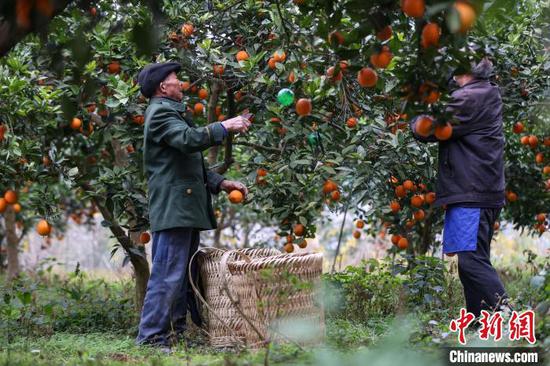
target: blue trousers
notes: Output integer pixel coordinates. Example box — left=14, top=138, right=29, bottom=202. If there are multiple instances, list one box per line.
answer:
left=457, top=208, right=507, bottom=317
left=136, top=227, right=201, bottom=346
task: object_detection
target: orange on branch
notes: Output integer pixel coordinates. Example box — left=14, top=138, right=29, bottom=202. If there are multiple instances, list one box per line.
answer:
left=268, top=57, right=277, bottom=70
left=425, top=192, right=436, bottom=205
left=415, top=116, right=433, bottom=137
left=236, top=50, right=249, bottom=62
left=13, top=203, right=22, bottom=213
left=70, top=117, right=82, bottom=130
left=36, top=219, right=51, bottom=236
left=454, top=1, right=477, bottom=33
left=139, top=232, right=151, bottom=244
left=520, top=135, right=529, bottom=145
left=194, top=103, right=204, bottom=115
left=273, top=50, right=286, bottom=62
left=528, top=135, right=538, bottom=148
left=357, top=67, right=378, bottom=88
left=411, top=195, right=424, bottom=208
left=331, top=190, right=341, bottom=201
left=295, top=98, right=312, bottom=116
left=376, top=25, right=393, bottom=41
left=536, top=213, right=546, bottom=223
left=356, top=220, right=365, bottom=229
left=397, top=237, right=409, bottom=249
left=284, top=243, right=294, bottom=253
left=182, top=23, right=194, bottom=37
left=535, top=153, right=544, bottom=164
left=213, top=65, right=225, bottom=76
left=0, top=198, right=7, bottom=213
left=395, top=185, right=407, bottom=198
left=391, top=235, right=401, bottom=246
left=403, top=180, right=414, bottom=191
left=198, top=88, right=208, bottom=100
left=323, top=180, right=338, bottom=194
left=435, top=123, right=453, bottom=141
left=401, top=0, right=425, bottom=18
left=370, top=46, right=392, bottom=69
left=353, top=230, right=361, bottom=239
left=390, top=201, right=401, bottom=213
left=107, top=61, right=120, bottom=74
left=413, top=209, right=425, bottom=221
left=294, top=224, right=305, bottom=236
left=346, top=117, right=357, bottom=129
left=4, top=190, right=17, bottom=204
left=513, top=122, right=524, bottom=134
left=421, top=23, right=441, bottom=48
left=327, top=66, right=343, bottom=82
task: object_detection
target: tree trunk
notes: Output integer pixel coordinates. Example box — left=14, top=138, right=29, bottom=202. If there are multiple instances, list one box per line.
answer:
left=5, top=206, right=20, bottom=280
left=418, top=213, right=433, bottom=255
left=93, top=197, right=150, bottom=311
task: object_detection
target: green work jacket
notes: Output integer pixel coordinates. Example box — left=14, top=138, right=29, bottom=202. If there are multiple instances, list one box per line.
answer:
left=143, top=96, right=226, bottom=232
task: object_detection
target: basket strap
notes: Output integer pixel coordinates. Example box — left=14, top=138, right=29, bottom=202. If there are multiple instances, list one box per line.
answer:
left=187, top=248, right=245, bottom=346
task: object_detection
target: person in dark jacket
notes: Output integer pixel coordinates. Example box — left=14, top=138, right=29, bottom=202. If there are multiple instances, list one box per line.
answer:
left=410, top=58, right=508, bottom=319
left=135, top=62, right=251, bottom=352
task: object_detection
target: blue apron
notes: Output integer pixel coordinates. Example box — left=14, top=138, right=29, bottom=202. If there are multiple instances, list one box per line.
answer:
left=443, top=207, right=480, bottom=254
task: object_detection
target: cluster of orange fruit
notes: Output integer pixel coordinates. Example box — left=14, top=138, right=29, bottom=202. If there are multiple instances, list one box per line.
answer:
left=322, top=179, right=341, bottom=203
left=535, top=213, right=547, bottom=234
left=415, top=116, right=453, bottom=140
left=0, top=190, right=21, bottom=215
left=268, top=50, right=287, bottom=70
left=352, top=219, right=365, bottom=240
left=389, top=178, right=437, bottom=239
left=283, top=223, right=308, bottom=253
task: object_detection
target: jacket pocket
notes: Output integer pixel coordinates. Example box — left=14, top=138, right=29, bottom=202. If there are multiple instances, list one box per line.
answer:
left=440, top=147, right=454, bottom=177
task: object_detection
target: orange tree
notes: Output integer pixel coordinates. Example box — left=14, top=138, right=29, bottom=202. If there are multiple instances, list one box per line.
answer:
left=1, top=0, right=548, bottom=306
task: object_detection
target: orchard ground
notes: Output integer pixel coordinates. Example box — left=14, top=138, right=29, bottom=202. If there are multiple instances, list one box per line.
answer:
left=0, top=214, right=548, bottom=366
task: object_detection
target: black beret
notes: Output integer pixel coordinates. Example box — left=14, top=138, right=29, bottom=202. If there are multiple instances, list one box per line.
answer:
left=137, top=62, right=181, bottom=98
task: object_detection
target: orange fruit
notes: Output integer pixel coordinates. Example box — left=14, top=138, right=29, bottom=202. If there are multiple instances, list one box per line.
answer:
left=357, top=67, right=378, bottom=88
left=411, top=195, right=424, bottom=208
left=182, top=23, right=194, bottom=37
left=295, top=98, right=312, bottom=116
left=405, top=220, right=415, bottom=230
left=139, top=232, right=151, bottom=244
left=356, top=220, right=365, bottom=229
left=70, top=117, right=82, bottom=130
left=415, top=116, right=433, bottom=137
left=370, top=46, right=392, bottom=69
left=401, top=0, right=425, bottom=18
left=107, top=61, right=120, bottom=74
left=4, top=190, right=17, bottom=204
left=288, top=71, right=296, bottom=83
left=543, top=166, right=550, bottom=175
left=390, top=201, right=401, bottom=213
left=520, top=135, right=530, bottom=145
left=236, top=50, right=249, bottom=62
left=284, top=243, right=294, bottom=253
left=217, top=114, right=226, bottom=122
left=89, top=7, right=97, bottom=16
left=454, top=1, right=476, bottom=33
left=528, top=135, right=538, bottom=148
left=376, top=25, right=393, bottom=41
left=536, top=213, right=546, bottom=223
left=181, top=81, right=191, bottom=91
left=215, top=105, right=222, bottom=117
left=397, top=237, right=409, bottom=249
left=535, top=153, right=544, bottom=164
left=228, top=190, right=244, bottom=204
left=403, top=180, right=414, bottom=191
left=493, top=222, right=500, bottom=230
left=13, top=203, right=22, bottom=213
left=425, top=192, right=436, bottom=205
left=323, top=180, right=338, bottom=194
left=395, top=185, right=407, bottom=198
left=353, top=230, right=361, bottom=239
left=213, top=64, right=224, bottom=76
left=327, top=66, right=343, bottom=82
left=513, top=122, right=524, bottom=134
left=273, top=50, right=286, bottom=62
left=435, top=123, right=453, bottom=140
left=298, top=239, right=307, bottom=249
left=268, top=57, right=277, bottom=70
left=421, top=23, right=441, bottom=48
left=330, top=190, right=341, bottom=201
left=544, top=137, right=550, bottom=147
left=257, top=168, right=268, bottom=177
left=346, top=117, right=357, bottom=129
left=198, top=88, right=208, bottom=100
left=391, top=235, right=401, bottom=245
left=328, top=30, right=345, bottom=46
left=293, top=224, right=305, bottom=236
left=36, top=219, right=51, bottom=236
left=413, top=209, right=425, bottom=221
left=0, top=198, right=7, bottom=213
left=506, top=191, right=518, bottom=202
left=194, top=103, right=204, bottom=115
left=0, top=124, right=6, bottom=141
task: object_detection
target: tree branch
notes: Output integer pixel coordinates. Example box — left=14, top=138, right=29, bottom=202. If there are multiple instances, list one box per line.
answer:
left=233, top=140, right=282, bottom=154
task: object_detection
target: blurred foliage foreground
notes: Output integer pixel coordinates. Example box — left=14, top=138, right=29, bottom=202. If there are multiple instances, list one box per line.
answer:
left=0, top=251, right=547, bottom=366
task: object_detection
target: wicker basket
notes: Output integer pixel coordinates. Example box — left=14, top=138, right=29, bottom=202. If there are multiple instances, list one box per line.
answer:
left=190, top=248, right=324, bottom=348
left=223, top=252, right=325, bottom=347
left=191, top=248, right=280, bottom=348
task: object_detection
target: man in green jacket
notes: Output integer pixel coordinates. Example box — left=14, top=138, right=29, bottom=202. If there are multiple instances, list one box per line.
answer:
left=135, top=62, right=250, bottom=351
